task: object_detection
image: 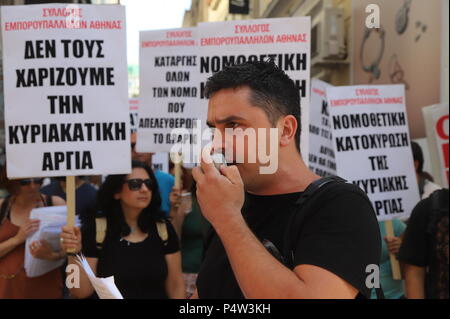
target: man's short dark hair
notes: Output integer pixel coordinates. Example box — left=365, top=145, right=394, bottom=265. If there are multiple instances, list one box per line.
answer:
left=204, top=61, right=301, bottom=153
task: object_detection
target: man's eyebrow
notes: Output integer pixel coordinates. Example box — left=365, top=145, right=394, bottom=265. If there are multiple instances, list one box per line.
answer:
left=207, top=116, right=246, bottom=128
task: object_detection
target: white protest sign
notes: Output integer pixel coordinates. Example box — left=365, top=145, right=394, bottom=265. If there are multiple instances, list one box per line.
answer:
left=1, top=4, right=130, bottom=178
left=422, top=104, right=449, bottom=188
left=309, top=79, right=336, bottom=177
left=129, top=98, right=139, bottom=134
left=25, top=206, right=80, bottom=277
left=138, top=27, right=199, bottom=157
left=128, top=97, right=169, bottom=173
left=327, top=84, right=420, bottom=221
left=198, top=17, right=311, bottom=162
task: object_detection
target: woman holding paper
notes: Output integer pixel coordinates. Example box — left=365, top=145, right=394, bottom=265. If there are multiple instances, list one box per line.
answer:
left=0, top=171, right=66, bottom=299
left=61, top=161, right=185, bottom=299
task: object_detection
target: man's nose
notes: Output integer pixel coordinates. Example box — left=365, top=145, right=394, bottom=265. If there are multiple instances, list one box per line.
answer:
left=211, top=128, right=225, bottom=154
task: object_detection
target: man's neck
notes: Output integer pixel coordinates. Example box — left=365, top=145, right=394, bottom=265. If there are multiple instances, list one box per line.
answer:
left=247, top=153, right=320, bottom=196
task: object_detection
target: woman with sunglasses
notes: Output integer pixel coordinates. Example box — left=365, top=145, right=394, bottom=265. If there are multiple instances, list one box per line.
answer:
left=61, top=161, right=185, bottom=299
left=0, top=172, right=66, bottom=299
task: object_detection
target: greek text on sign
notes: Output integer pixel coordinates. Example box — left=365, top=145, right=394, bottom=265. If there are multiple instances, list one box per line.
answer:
left=1, top=4, right=130, bottom=178
left=327, top=84, right=420, bottom=222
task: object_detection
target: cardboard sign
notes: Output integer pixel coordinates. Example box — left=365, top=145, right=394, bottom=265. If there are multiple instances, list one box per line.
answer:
left=138, top=27, right=199, bottom=156
left=129, top=98, right=139, bottom=134
left=327, top=84, right=420, bottom=221
left=1, top=4, right=130, bottom=178
left=422, top=104, right=449, bottom=187
left=198, top=17, right=311, bottom=162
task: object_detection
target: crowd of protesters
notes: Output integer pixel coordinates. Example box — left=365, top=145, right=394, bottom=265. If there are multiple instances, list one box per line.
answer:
left=0, top=62, right=448, bottom=300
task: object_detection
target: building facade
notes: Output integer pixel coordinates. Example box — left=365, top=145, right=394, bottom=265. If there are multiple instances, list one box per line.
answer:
left=183, top=0, right=448, bottom=140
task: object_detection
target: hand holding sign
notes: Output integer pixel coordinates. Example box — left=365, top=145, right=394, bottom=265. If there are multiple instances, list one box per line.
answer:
left=60, top=225, right=82, bottom=255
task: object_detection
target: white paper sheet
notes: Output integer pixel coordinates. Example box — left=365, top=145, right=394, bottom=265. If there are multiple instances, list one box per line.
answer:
left=76, top=254, right=123, bottom=299
left=25, top=206, right=80, bottom=278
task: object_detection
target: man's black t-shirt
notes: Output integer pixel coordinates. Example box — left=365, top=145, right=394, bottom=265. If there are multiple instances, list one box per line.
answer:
left=82, top=218, right=179, bottom=299
left=196, top=182, right=381, bottom=298
left=398, top=189, right=449, bottom=299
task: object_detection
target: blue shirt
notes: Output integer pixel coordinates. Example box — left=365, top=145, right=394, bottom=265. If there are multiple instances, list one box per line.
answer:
left=371, top=219, right=407, bottom=299
left=154, top=170, right=174, bottom=216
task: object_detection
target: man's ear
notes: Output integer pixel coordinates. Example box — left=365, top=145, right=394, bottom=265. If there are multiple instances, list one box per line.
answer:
left=278, top=115, right=298, bottom=148
left=114, top=193, right=121, bottom=200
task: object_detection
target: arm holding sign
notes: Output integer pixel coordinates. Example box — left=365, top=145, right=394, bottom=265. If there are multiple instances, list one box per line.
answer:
left=60, top=225, right=97, bottom=298
left=192, top=155, right=358, bottom=299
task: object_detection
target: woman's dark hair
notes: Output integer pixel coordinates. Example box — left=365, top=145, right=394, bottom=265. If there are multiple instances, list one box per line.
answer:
left=96, top=161, right=166, bottom=237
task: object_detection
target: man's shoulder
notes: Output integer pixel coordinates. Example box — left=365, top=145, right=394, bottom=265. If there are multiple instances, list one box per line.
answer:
left=304, top=180, right=375, bottom=221
left=311, top=179, right=368, bottom=203
left=79, top=182, right=98, bottom=193
left=40, top=182, right=60, bottom=195
left=77, top=182, right=98, bottom=199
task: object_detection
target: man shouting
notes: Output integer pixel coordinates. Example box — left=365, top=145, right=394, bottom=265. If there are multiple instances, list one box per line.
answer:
left=192, top=61, right=380, bottom=299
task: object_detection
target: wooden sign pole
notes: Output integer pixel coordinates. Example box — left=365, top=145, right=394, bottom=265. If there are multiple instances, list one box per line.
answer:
left=173, top=153, right=182, bottom=190
left=66, top=176, right=76, bottom=254
left=385, top=220, right=402, bottom=280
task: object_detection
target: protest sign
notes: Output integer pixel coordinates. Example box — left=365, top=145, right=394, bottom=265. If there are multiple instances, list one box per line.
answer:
left=138, top=27, right=199, bottom=158
left=129, top=98, right=139, bottom=134
left=1, top=4, right=130, bottom=178
left=129, top=98, right=169, bottom=173
left=309, top=79, right=336, bottom=177
left=327, top=84, right=420, bottom=222
left=197, top=17, right=310, bottom=164
left=151, top=152, right=169, bottom=173
left=328, top=84, right=420, bottom=279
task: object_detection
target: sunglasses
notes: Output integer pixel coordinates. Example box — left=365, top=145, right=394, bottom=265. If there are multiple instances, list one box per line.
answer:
left=123, top=178, right=152, bottom=191
left=19, top=178, right=44, bottom=186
